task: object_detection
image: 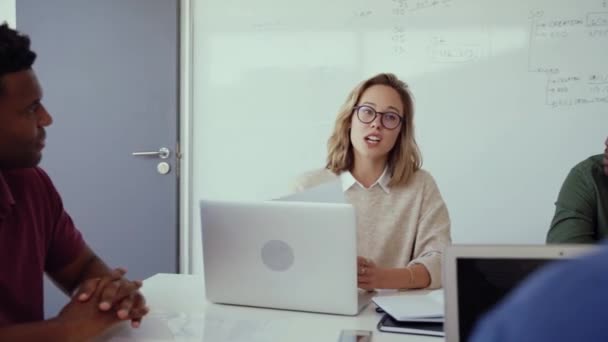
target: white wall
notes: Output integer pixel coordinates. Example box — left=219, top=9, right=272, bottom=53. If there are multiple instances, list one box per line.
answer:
left=190, top=0, right=608, bottom=274
left=0, top=0, right=16, bottom=27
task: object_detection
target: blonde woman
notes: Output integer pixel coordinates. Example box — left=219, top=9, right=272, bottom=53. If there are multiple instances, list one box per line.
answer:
left=293, top=73, right=451, bottom=290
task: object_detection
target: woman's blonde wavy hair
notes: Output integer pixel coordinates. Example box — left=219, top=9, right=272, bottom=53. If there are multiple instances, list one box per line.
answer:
left=326, top=73, right=422, bottom=187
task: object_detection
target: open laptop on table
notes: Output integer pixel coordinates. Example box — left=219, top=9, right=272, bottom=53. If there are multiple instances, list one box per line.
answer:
left=443, top=244, right=593, bottom=342
left=200, top=199, right=373, bottom=316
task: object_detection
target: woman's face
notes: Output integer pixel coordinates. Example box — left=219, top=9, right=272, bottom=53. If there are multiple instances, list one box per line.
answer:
left=350, top=84, right=404, bottom=163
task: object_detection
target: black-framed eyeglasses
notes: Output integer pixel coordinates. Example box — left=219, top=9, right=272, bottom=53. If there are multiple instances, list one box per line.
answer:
left=353, top=105, right=403, bottom=130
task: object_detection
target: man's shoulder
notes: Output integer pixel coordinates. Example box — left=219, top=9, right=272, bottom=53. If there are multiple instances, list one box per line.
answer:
left=2, top=167, right=52, bottom=188
left=291, top=168, right=338, bottom=193
left=571, top=154, right=603, bottom=176
left=559, top=154, right=604, bottom=194
left=508, top=245, right=608, bottom=305
left=472, top=245, right=608, bottom=341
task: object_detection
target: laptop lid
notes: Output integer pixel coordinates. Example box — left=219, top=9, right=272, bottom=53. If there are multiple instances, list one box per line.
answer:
left=200, top=199, right=362, bottom=315
left=444, top=244, right=593, bottom=342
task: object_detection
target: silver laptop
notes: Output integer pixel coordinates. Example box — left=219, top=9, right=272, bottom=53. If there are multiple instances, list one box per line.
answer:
left=200, top=199, right=373, bottom=316
left=443, top=244, right=594, bottom=342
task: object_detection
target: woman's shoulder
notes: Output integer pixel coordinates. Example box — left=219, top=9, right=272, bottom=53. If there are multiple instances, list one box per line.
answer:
left=408, top=168, right=436, bottom=186
left=389, top=168, right=442, bottom=195
left=291, top=168, right=338, bottom=193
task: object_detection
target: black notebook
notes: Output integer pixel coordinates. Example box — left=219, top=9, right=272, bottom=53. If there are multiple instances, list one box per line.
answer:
left=377, top=314, right=444, bottom=337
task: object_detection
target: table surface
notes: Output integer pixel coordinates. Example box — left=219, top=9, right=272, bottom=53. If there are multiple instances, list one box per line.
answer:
left=98, top=273, right=444, bottom=342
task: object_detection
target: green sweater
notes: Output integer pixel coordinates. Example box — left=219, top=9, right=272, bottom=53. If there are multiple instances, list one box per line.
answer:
left=547, top=155, right=608, bottom=243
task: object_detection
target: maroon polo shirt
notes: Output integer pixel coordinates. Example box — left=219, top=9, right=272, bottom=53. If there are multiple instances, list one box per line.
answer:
left=0, top=167, right=85, bottom=325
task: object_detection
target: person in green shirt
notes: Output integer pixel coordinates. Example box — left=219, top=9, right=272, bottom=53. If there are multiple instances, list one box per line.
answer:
left=547, top=137, right=608, bottom=243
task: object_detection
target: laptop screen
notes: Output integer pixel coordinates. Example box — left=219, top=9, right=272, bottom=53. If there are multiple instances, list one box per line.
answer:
left=456, top=257, right=559, bottom=341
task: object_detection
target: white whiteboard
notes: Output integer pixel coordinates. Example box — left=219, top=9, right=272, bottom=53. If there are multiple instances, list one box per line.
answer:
left=191, top=0, right=608, bottom=272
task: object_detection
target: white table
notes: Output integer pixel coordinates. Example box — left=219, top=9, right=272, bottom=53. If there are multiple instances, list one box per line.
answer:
left=99, top=273, right=443, bottom=342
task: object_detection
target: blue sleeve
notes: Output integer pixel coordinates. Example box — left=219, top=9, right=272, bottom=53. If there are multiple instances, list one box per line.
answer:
left=468, top=246, right=608, bottom=342
left=469, top=312, right=506, bottom=342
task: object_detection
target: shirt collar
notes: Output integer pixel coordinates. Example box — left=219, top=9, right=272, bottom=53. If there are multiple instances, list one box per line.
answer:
left=340, top=167, right=391, bottom=194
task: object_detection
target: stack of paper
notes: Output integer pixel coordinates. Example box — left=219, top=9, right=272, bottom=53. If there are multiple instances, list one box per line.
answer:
left=373, top=290, right=444, bottom=337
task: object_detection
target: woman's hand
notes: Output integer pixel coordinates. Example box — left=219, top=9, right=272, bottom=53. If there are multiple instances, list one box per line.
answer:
left=357, top=256, right=386, bottom=290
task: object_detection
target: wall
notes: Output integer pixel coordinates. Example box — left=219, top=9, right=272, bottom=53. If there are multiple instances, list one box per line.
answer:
left=0, top=0, right=16, bottom=27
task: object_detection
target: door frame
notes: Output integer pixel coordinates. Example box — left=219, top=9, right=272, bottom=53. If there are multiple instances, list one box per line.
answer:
left=179, top=0, right=194, bottom=274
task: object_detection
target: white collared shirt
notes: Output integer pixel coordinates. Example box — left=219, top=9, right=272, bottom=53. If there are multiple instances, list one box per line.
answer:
left=340, top=167, right=391, bottom=194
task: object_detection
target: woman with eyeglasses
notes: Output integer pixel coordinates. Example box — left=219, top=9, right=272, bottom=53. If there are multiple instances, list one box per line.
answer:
left=292, top=73, right=451, bottom=290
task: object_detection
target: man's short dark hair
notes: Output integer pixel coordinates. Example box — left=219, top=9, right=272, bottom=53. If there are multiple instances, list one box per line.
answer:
left=0, top=22, right=37, bottom=96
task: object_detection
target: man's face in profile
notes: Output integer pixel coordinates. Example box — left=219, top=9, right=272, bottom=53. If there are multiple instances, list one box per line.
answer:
left=0, top=69, right=52, bottom=169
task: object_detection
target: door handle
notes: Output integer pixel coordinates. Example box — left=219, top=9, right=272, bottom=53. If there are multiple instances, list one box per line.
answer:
left=132, top=147, right=171, bottom=159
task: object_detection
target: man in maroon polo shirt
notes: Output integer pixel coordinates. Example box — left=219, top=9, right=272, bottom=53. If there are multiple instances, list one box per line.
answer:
left=0, top=23, right=149, bottom=340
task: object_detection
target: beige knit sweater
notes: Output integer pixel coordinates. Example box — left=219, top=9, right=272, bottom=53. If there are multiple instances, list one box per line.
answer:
left=292, top=168, right=451, bottom=289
